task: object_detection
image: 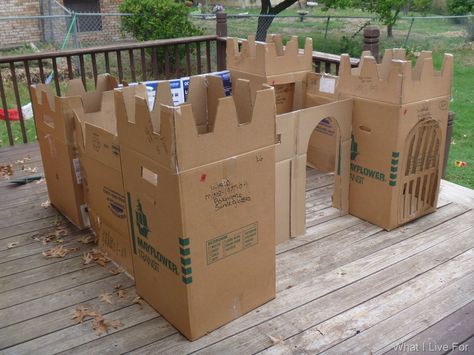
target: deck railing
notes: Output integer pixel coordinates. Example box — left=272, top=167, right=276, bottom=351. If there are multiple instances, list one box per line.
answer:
left=0, top=12, right=363, bottom=147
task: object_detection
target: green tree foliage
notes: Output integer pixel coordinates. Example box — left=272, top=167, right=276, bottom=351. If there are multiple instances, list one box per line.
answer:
left=119, top=0, right=202, bottom=41
left=321, top=0, right=410, bottom=37
left=412, top=0, right=433, bottom=14
left=446, top=0, right=474, bottom=14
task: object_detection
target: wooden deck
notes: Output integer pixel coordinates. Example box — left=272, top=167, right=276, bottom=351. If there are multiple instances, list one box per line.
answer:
left=1, top=142, right=473, bottom=355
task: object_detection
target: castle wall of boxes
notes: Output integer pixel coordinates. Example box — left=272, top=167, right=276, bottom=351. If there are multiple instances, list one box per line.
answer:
left=30, top=35, right=453, bottom=342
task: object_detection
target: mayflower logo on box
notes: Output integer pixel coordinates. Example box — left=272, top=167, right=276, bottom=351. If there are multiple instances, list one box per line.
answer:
left=135, top=199, right=150, bottom=238
left=127, top=193, right=179, bottom=276
left=350, top=133, right=390, bottom=185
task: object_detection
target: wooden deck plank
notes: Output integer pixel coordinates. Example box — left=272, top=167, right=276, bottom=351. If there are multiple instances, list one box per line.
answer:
left=0, top=283, right=137, bottom=349
left=0, top=272, right=133, bottom=330
left=126, top=209, right=473, bottom=354
left=1, top=143, right=473, bottom=354
left=0, top=230, right=92, bottom=278
left=450, top=336, right=474, bottom=355
left=3, top=304, right=160, bottom=355
left=261, top=247, right=474, bottom=354
left=324, top=272, right=474, bottom=355
left=384, top=301, right=474, bottom=355
left=0, top=263, right=121, bottom=310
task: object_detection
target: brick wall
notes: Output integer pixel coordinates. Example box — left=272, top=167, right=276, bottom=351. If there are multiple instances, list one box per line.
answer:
left=0, top=0, right=42, bottom=48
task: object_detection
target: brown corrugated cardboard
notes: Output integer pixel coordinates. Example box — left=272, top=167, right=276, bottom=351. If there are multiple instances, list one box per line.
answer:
left=338, top=51, right=453, bottom=230
left=115, top=75, right=276, bottom=340
left=227, top=36, right=352, bottom=243
left=292, top=99, right=353, bottom=237
left=227, top=35, right=312, bottom=114
left=30, top=74, right=118, bottom=229
left=304, top=72, right=340, bottom=172
left=73, top=86, right=145, bottom=275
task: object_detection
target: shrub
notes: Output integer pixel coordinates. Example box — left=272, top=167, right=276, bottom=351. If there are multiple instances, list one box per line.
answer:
left=119, top=0, right=203, bottom=42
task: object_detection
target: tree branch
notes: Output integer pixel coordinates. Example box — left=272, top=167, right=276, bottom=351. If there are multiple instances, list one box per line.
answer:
left=271, top=0, right=298, bottom=14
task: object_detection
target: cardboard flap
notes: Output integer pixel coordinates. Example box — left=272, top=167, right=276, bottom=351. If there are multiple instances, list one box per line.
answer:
left=154, top=80, right=174, bottom=108
left=359, top=56, right=379, bottom=81
left=96, top=74, right=119, bottom=93
left=412, top=51, right=432, bottom=80
left=206, top=75, right=226, bottom=130
left=65, top=79, right=86, bottom=97
left=267, top=34, right=284, bottom=56
left=233, top=79, right=253, bottom=124
left=380, top=48, right=406, bottom=79
left=186, top=76, right=208, bottom=128
left=73, top=113, right=86, bottom=153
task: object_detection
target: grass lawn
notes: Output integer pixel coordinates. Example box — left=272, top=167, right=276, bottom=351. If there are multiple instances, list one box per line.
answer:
left=437, top=50, right=474, bottom=189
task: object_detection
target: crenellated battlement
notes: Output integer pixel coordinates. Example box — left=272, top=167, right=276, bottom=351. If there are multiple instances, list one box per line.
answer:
left=226, top=35, right=313, bottom=77
left=338, top=50, right=453, bottom=104
left=30, top=74, right=118, bottom=143
left=115, top=74, right=276, bottom=172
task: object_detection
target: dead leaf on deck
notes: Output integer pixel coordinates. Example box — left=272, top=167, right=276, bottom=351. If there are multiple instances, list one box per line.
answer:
left=7, top=242, right=19, bottom=249
left=114, top=284, right=122, bottom=290
left=109, top=319, right=123, bottom=329
left=132, top=296, right=144, bottom=308
left=36, top=177, right=46, bottom=184
left=268, top=334, right=284, bottom=345
left=0, top=164, right=13, bottom=178
left=116, top=289, right=128, bottom=299
left=78, top=235, right=96, bottom=244
left=99, top=293, right=114, bottom=305
left=92, top=317, right=109, bottom=336
left=42, top=245, right=78, bottom=258
left=90, top=249, right=110, bottom=267
left=82, top=252, right=94, bottom=265
left=41, top=200, right=51, bottom=208
left=71, top=306, right=101, bottom=324
left=23, top=166, right=38, bottom=173
left=109, top=266, right=124, bottom=275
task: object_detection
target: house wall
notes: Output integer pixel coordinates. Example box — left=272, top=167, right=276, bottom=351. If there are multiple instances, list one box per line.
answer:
left=0, top=0, right=42, bottom=48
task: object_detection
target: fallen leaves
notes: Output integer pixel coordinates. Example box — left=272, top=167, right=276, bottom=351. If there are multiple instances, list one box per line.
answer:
left=41, top=200, right=51, bottom=208
left=132, top=296, right=144, bottom=308
left=42, top=245, right=78, bottom=258
left=99, top=293, right=114, bottom=305
left=78, top=235, right=96, bottom=244
left=268, top=334, right=284, bottom=345
left=34, top=225, right=68, bottom=245
left=71, top=306, right=122, bottom=336
left=109, top=266, right=124, bottom=275
left=116, top=289, right=128, bottom=299
left=7, top=242, right=19, bottom=249
left=0, top=164, right=13, bottom=178
left=82, top=249, right=110, bottom=266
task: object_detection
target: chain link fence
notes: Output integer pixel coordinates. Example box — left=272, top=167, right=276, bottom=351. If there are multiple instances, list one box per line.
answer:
left=0, top=0, right=134, bottom=54
left=191, top=12, right=474, bottom=57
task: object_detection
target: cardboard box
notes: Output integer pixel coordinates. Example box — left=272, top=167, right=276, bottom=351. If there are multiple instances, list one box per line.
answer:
left=30, top=74, right=118, bottom=229
left=227, top=34, right=312, bottom=114
left=337, top=51, right=453, bottom=230
left=73, top=85, right=145, bottom=275
left=228, top=36, right=352, bottom=242
left=115, top=76, right=276, bottom=340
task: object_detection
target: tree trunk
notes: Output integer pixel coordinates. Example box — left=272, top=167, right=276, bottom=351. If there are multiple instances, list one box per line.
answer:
left=387, top=24, right=393, bottom=37
left=256, top=0, right=297, bottom=41
left=256, top=16, right=275, bottom=41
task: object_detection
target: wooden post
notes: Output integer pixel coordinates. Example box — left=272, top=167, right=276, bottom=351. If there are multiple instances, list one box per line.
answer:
left=216, top=11, right=227, bottom=71
left=443, top=111, right=455, bottom=179
left=363, top=26, right=380, bottom=62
